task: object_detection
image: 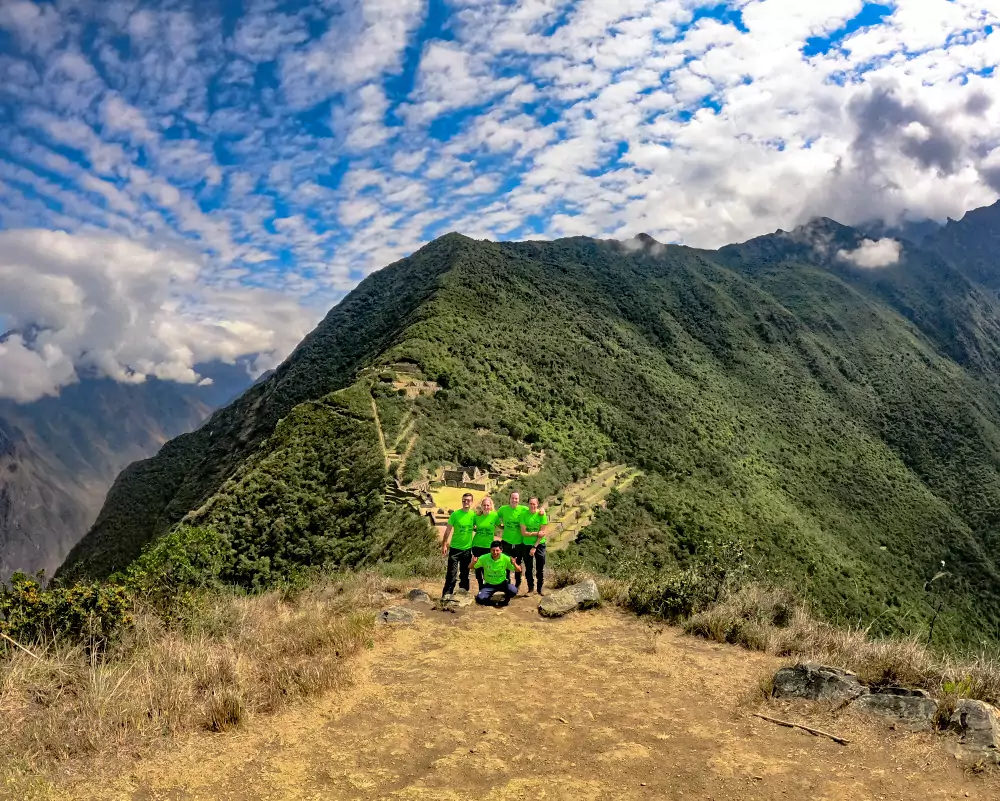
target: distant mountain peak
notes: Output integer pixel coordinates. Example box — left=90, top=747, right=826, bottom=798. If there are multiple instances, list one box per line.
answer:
left=619, top=232, right=666, bottom=254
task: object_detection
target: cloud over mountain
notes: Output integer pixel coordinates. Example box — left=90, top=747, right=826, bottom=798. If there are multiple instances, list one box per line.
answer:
left=0, top=0, right=998, bottom=400
left=0, top=229, right=315, bottom=402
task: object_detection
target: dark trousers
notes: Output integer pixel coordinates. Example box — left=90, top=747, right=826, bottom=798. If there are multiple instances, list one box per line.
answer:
left=476, top=582, right=518, bottom=606
left=522, top=542, right=547, bottom=592
left=501, top=541, right=523, bottom=587
left=442, top=547, right=472, bottom=596
left=471, top=546, right=491, bottom=589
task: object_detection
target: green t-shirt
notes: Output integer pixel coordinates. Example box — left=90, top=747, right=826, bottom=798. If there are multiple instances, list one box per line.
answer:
left=447, top=508, right=476, bottom=550
left=498, top=504, right=527, bottom=545
left=474, top=553, right=516, bottom=585
left=521, top=511, right=549, bottom=546
left=472, top=511, right=501, bottom=548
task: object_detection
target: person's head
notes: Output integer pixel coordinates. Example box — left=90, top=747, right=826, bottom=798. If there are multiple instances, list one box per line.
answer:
left=462, top=492, right=473, bottom=510
left=509, top=491, right=520, bottom=506
left=529, top=497, right=539, bottom=512
left=481, top=496, right=494, bottom=513
left=490, top=541, right=503, bottom=559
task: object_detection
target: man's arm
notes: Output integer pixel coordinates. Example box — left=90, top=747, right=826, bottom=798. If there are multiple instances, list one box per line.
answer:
left=511, top=556, right=523, bottom=573
left=441, top=525, right=454, bottom=555
left=531, top=522, right=547, bottom=553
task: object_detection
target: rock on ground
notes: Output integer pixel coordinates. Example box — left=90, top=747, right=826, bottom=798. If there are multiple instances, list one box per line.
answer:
left=407, top=589, right=431, bottom=604
left=854, top=688, right=938, bottom=729
left=772, top=664, right=866, bottom=703
left=538, top=579, right=600, bottom=618
left=440, top=590, right=474, bottom=609
left=950, top=699, right=1000, bottom=758
left=379, top=607, right=418, bottom=624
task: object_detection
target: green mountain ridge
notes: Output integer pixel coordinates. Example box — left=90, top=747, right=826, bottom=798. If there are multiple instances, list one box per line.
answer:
left=57, top=210, right=1000, bottom=644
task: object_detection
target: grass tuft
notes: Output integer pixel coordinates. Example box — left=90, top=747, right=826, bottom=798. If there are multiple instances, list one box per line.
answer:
left=684, top=583, right=1000, bottom=706
left=0, top=571, right=395, bottom=784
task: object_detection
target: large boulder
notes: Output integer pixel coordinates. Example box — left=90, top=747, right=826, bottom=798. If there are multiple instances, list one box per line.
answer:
left=854, top=688, right=938, bottom=729
left=772, top=664, right=866, bottom=703
left=950, top=699, right=1000, bottom=756
left=538, top=579, right=600, bottom=618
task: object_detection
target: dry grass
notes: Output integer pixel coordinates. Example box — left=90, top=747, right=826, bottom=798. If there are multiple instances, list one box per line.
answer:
left=684, top=583, right=1000, bottom=706
left=0, top=572, right=396, bottom=789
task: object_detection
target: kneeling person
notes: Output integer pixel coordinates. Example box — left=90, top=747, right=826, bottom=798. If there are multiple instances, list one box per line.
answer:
left=474, top=541, right=522, bottom=606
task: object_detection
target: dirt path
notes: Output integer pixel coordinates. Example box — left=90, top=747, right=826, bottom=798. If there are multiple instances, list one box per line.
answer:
left=370, top=395, right=390, bottom=471
left=55, top=587, right=998, bottom=801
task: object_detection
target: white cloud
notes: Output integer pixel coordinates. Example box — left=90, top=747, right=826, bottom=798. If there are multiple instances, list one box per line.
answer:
left=2, top=0, right=1000, bottom=405
left=0, top=229, right=318, bottom=403
left=838, top=238, right=903, bottom=268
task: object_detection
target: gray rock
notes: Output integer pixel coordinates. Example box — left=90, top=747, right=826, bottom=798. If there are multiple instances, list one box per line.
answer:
left=854, top=688, right=938, bottom=729
left=379, top=606, right=417, bottom=624
left=772, top=664, right=866, bottom=703
left=439, top=591, right=474, bottom=609
left=950, top=699, right=1000, bottom=754
left=407, top=589, right=431, bottom=604
left=538, top=579, right=600, bottom=618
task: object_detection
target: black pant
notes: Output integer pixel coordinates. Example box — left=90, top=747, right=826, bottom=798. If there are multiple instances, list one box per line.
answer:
left=501, top=541, right=523, bottom=588
left=442, top=547, right=472, bottom=596
left=471, top=546, right=491, bottom=589
left=522, top=542, right=546, bottom=592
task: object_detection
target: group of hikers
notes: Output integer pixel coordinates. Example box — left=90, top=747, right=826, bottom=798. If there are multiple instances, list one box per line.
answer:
left=440, top=490, right=548, bottom=606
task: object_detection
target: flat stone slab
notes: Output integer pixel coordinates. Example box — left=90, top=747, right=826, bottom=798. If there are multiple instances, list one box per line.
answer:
left=854, top=689, right=938, bottom=729
left=772, top=664, right=866, bottom=703
left=950, top=699, right=1000, bottom=756
left=538, top=579, right=600, bottom=618
left=379, top=607, right=418, bottom=624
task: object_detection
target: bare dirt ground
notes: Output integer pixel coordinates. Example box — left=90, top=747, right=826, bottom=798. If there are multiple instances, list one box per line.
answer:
left=53, top=587, right=999, bottom=801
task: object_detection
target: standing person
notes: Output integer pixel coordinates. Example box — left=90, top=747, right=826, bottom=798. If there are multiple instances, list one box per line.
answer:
left=474, top=541, right=522, bottom=606
left=497, top=491, right=528, bottom=591
left=520, top=497, right=549, bottom=596
left=441, top=492, right=476, bottom=598
left=471, top=496, right=501, bottom=590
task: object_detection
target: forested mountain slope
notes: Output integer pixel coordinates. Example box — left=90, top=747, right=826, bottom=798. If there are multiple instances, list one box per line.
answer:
left=0, top=365, right=249, bottom=581
left=58, top=217, right=1000, bottom=644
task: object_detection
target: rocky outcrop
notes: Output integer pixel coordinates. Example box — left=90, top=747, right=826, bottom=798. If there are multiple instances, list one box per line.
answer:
left=950, top=699, right=1000, bottom=757
left=772, top=664, right=866, bottom=703
left=854, top=688, right=938, bottom=729
left=538, top=579, right=600, bottom=618
left=769, top=664, right=1000, bottom=761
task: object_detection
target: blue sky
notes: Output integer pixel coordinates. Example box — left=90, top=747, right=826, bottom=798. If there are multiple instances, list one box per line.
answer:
left=0, top=0, right=998, bottom=401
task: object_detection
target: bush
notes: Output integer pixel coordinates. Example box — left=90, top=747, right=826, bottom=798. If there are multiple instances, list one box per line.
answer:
left=120, top=524, right=227, bottom=614
left=0, top=573, right=132, bottom=648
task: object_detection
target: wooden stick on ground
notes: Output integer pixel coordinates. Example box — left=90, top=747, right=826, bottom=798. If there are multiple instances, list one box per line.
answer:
left=752, top=712, right=850, bottom=746
left=1, top=631, right=42, bottom=661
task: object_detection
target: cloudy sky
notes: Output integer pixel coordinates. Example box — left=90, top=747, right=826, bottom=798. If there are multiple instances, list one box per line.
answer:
left=0, top=0, right=998, bottom=402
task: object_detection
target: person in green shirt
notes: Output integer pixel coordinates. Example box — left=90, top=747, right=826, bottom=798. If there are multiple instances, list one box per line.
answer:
left=471, top=496, right=502, bottom=590
left=520, top=496, right=549, bottom=596
left=441, top=492, right=476, bottom=597
left=474, top=541, right=522, bottom=606
left=497, top=491, right=528, bottom=591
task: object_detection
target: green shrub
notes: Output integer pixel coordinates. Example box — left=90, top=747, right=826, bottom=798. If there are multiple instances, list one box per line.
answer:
left=120, top=524, right=227, bottom=612
left=0, top=572, right=132, bottom=647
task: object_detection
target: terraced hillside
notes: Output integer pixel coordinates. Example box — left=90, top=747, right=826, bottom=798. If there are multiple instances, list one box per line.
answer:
left=58, top=218, right=1000, bottom=645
